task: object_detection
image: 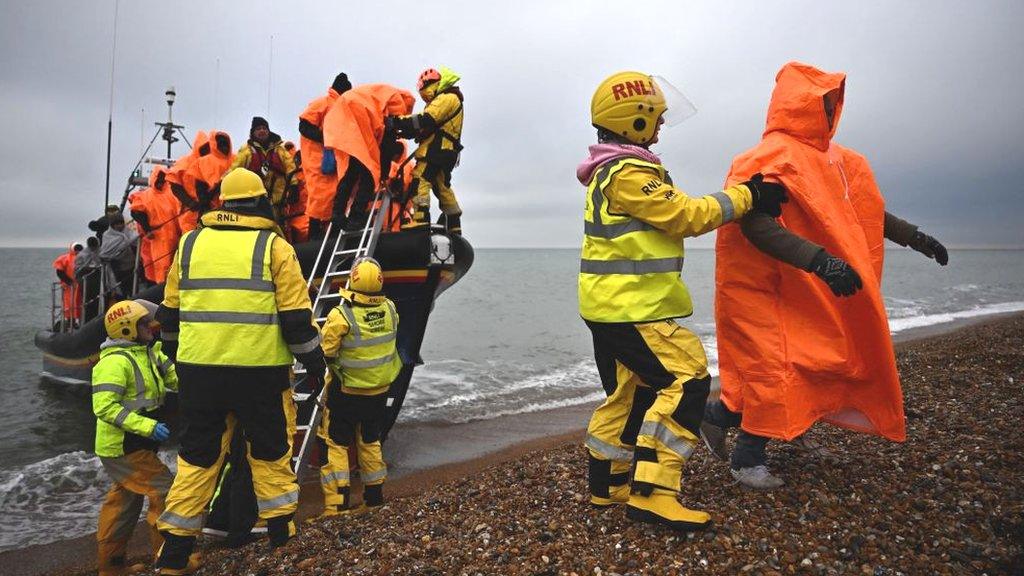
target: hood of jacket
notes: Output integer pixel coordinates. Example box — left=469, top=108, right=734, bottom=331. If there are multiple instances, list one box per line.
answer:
left=764, top=61, right=846, bottom=151
left=576, top=143, right=662, bottom=185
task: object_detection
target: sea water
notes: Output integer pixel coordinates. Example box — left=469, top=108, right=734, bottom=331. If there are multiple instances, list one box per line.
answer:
left=0, top=247, right=1022, bottom=551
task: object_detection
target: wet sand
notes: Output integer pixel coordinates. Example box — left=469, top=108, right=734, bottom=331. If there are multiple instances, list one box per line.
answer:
left=9, top=312, right=1023, bottom=575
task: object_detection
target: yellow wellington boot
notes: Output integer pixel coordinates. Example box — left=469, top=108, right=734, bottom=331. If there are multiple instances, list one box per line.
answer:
left=625, top=489, right=711, bottom=532
left=590, top=484, right=630, bottom=508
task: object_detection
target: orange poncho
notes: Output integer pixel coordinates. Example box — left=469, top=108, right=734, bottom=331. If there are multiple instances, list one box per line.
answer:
left=715, top=61, right=905, bottom=442
left=321, top=84, right=415, bottom=218
left=128, top=167, right=181, bottom=283
left=300, top=88, right=342, bottom=223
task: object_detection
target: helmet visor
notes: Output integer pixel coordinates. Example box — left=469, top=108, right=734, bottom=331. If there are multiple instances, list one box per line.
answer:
left=652, top=75, right=698, bottom=127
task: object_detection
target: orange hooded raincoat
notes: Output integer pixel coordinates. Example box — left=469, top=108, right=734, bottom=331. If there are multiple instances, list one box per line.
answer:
left=715, top=62, right=905, bottom=442
left=321, top=84, right=415, bottom=220
left=53, top=244, right=81, bottom=320
left=129, top=167, right=182, bottom=283
left=300, top=88, right=343, bottom=223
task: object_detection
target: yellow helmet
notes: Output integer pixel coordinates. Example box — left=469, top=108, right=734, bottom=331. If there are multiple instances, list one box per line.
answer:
left=349, top=257, right=384, bottom=294
left=104, top=300, right=155, bottom=341
left=591, top=71, right=667, bottom=145
left=220, top=168, right=267, bottom=201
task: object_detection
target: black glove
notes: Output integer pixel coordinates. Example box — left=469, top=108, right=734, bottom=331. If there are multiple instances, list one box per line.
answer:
left=811, top=250, right=863, bottom=297
left=908, top=231, right=948, bottom=266
left=286, top=182, right=300, bottom=205
left=743, top=173, right=789, bottom=218
left=384, top=115, right=399, bottom=137
left=297, top=350, right=327, bottom=381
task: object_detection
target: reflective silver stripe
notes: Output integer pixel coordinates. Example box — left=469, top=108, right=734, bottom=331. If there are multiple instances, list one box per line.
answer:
left=251, top=230, right=273, bottom=280
left=361, top=467, right=387, bottom=483
left=159, top=358, right=173, bottom=373
left=109, top=351, right=148, bottom=411
left=339, top=303, right=361, bottom=342
left=639, top=421, right=696, bottom=460
left=356, top=332, right=396, bottom=347
left=288, top=334, right=322, bottom=355
left=113, top=407, right=132, bottom=427
left=158, top=510, right=205, bottom=531
left=92, top=383, right=126, bottom=394
left=161, top=330, right=178, bottom=341
left=178, top=229, right=202, bottom=281
left=124, top=398, right=160, bottom=411
left=710, top=191, right=735, bottom=223
left=321, top=469, right=350, bottom=485
left=580, top=257, right=683, bottom=275
left=587, top=160, right=622, bottom=227
left=179, top=278, right=275, bottom=292
left=584, top=435, right=634, bottom=462
left=257, top=489, right=299, bottom=513
left=180, top=311, right=279, bottom=325
left=338, top=353, right=397, bottom=369
left=584, top=218, right=655, bottom=239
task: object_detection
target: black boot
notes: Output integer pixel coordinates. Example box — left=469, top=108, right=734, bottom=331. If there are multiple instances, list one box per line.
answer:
left=266, top=514, right=296, bottom=549
left=156, top=532, right=198, bottom=574
left=363, top=484, right=384, bottom=507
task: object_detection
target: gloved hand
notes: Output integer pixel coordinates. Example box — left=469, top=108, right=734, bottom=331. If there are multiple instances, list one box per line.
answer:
left=286, top=182, right=301, bottom=205
left=297, top=350, right=327, bottom=381
left=151, top=422, right=171, bottom=442
left=908, top=231, right=948, bottom=265
left=811, top=250, right=863, bottom=297
left=320, top=149, right=337, bottom=175
left=384, top=115, right=397, bottom=136
left=743, top=173, right=789, bottom=218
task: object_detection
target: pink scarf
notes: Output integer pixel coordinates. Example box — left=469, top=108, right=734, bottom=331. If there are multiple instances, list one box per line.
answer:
left=576, top=143, right=661, bottom=185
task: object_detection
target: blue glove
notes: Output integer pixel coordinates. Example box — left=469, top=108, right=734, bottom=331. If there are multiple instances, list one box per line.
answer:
left=151, top=422, right=171, bottom=442
left=321, top=149, right=337, bottom=175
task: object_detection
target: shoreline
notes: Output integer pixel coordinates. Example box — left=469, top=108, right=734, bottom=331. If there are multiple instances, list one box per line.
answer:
left=3, top=310, right=1022, bottom=576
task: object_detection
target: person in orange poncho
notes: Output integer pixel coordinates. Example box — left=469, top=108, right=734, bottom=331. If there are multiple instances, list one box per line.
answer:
left=129, top=167, right=183, bottom=284
left=166, top=131, right=208, bottom=233
left=282, top=144, right=310, bottom=243
left=300, top=73, right=351, bottom=239
left=321, top=83, right=415, bottom=235
left=53, top=242, right=83, bottom=325
left=701, top=62, right=949, bottom=489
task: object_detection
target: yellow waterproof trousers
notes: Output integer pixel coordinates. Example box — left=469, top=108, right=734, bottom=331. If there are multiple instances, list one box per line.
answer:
left=584, top=319, right=711, bottom=496
left=97, top=450, right=173, bottom=576
left=157, top=376, right=298, bottom=538
left=407, top=159, right=461, bottom=226
left=319, top=387, right=388, bottom=512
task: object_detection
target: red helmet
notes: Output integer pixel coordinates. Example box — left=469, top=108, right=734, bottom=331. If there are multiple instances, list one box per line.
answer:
left=417, top=68, right=441, bottom=91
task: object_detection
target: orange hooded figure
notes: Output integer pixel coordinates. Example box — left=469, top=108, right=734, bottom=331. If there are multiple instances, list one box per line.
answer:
left=53, top=243, right=83, bottom=321
left=166, top=131, right=208, bottom=233
left=714, top=62, right=905, bottom=444
left=320, top=84, right=415, bottom=230
left=129, top=167, right=182, bottom=283
left=196, top=130, right=235, bottom=206
left=301, top=73, right=351, bottom=228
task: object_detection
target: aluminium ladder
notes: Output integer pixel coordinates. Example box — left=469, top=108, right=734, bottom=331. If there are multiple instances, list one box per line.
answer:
left=291, top=188, right=391, bottom=481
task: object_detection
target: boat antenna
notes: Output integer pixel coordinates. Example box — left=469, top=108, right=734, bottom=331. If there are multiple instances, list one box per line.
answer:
left=266, top=35, right=274, bottom=116
left=163, top=86, right=178, bottom=158
left=214, top=57, right=220, bottom=127
left=103, top=0, right=120, bottom=210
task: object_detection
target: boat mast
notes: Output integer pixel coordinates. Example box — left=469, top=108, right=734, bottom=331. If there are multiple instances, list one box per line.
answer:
left=103, top=0, right=120, bottom=210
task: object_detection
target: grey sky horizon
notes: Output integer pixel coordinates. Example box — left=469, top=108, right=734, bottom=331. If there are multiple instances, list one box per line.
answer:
left=1, top=0, right=1021, bottom=248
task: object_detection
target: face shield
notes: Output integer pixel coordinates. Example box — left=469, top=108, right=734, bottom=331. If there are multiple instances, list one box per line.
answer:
left=651, top=75, right=698, bottom=127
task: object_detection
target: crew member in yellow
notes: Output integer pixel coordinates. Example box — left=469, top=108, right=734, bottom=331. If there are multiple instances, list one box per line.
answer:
left=154, top=168, right=326, bottom=574
left=317, top=257, right=402, bottom=516
left=386, top=66, right=465, bottom=233
left=229, top=117, right=298, bottom=226
left=92, top=299, right=176, bottom=576
left=578, top=71, right=787, bottom=531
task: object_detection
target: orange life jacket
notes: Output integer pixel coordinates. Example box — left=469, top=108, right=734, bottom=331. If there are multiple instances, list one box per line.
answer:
left=715, top=61, right=904, bottom=442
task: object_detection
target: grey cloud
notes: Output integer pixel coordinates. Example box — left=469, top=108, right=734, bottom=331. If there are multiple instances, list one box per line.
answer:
left=1, top=0, right=1021, bottom=248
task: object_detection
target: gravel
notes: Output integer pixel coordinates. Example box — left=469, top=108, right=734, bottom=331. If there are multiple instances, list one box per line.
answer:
left=74, top=316, right=1024, bottom=575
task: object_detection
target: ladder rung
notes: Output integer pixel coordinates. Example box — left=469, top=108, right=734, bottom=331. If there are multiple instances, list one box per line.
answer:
left=315, top=317, right=328, bottom=323
left=333, top=249, right=361, bottom=257
left=296, top=425, right=310, bottom=431
left=324, top=271, right=351, bottom=279
left=318, top=293, right=342, bottom=300
left=292, top=392, right=310, bottom=401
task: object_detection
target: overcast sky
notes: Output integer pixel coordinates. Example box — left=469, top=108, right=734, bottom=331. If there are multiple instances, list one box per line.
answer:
left=1, top=0, right=1021, bottom=248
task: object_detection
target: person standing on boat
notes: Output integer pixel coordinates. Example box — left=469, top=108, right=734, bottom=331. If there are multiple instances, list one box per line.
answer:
left=230, top=117, right=298, bottom=227
left=154, top=168, right=325, bottom=574
left=52, top=242, right=83, bottom=326
left=89, top=204, right=122, bottom=243
left=99, top=214, right=139, bottom=297
left=300, top=72, right=351, bottom=239
left=701, top=62, right=949, bottom=489
left=386, top=66, right=465, bottom=234
left=317, top=257, right=401, bottom=517
left=577, top=71, right=787, bottom=531
left=76, top=236, right=103, bottom=321
left=92, top=299, right=175, bottom=576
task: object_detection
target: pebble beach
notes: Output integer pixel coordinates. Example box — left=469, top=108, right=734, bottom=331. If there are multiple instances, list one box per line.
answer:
left=20, top=314, right=1024, bottom=576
